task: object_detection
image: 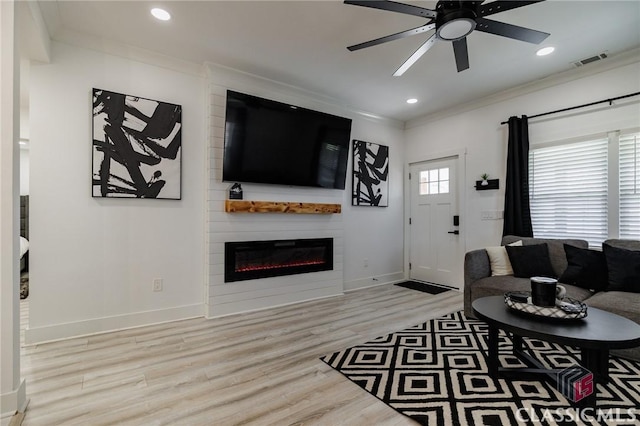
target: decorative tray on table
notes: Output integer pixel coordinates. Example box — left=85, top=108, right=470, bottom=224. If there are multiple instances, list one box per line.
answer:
left=504, top=291, right=588, bottom=320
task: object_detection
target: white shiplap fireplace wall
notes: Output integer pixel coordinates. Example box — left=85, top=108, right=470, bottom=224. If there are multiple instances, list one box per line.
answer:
left=205, top=65, right=347, bottom=318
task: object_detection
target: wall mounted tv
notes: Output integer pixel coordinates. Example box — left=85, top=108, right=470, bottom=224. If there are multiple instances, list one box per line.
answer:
left=223, top=90, right=352, bottom=189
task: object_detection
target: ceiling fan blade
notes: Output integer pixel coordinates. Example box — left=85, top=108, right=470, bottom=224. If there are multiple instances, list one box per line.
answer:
left=347, top=23, right=435, bottom=51
left=476, top=18, right=550, bottom=44
left=452, top=38, right=469, bottom=72
left=478, top=1, right=545, bottom=18
left=344, top=1, right=436, bottom=19
left=393, top=33, right=437, bottom=76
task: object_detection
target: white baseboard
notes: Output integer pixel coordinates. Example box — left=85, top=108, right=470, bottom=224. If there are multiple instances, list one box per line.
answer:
left=1, top=379, right=26, bottom=425
left=24, top=304, right=204, bottom=345
left=343, top=271, right=405, bottom=292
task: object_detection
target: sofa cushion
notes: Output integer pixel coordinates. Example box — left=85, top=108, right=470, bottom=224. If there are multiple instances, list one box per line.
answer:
left=604, top=239, right=640, bottom=251
left=506, top=244, right=556, bottom=278
left=502, top=236, right=588, bottom=278
left=584, top=291, right=640, bottom=325
left=470, top=276, right=533, bottom=301
left=486, top=246, right=512, bottom=276
left=559, top=244, right=608, bottom=291
left=603, top=243, right=640, bottom=293
left=485, top=240, right=522, bottom=276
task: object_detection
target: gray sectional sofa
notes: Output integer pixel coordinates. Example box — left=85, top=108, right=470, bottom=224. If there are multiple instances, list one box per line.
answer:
left=464, top=236, right=640, bottom=361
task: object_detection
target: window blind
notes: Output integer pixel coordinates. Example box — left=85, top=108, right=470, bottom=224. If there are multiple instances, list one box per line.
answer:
left=529, top=139, right=608, bottom=246
left=620, top=133, right=640, bottom=239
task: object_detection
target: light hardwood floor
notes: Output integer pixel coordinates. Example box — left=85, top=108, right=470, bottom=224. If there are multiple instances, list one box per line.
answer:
left=20, top=284, right=463, bottom=425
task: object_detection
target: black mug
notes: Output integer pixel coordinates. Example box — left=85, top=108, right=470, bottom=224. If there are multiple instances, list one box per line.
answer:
left=531, top=277, right=565, bottom=307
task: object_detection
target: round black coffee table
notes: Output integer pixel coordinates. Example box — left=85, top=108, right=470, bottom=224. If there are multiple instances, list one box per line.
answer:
left=472, top=296, right=640, bottom=407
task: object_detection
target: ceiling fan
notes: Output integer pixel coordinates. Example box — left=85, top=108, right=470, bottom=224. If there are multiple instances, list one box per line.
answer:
left=345, top=0, right=550, bottom=75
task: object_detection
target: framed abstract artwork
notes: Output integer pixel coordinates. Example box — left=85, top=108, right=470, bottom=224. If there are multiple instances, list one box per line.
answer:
left=92, top=88, right=182, bottom=199
left=352, top=140, right=389, bottom=207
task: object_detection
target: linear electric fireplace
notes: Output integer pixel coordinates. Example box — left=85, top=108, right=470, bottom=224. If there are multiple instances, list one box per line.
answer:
left=225, top=238, right=333, bottom=283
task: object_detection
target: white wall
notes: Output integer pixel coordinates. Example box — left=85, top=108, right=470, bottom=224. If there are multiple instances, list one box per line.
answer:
left=205, top=65, right=405, bottom=317
left=342, top=118, right=405, bottom=290
left=405, top=61, right=640, bottom=252
left=20, top=68, right=31, bottom=196
left=26, top=42, right=206, bottom=343
left=19, top=149, right=28, bottom=195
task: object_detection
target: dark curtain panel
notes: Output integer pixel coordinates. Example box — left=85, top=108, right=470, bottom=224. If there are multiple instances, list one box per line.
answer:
left=502, top=115, right=533, bottom=237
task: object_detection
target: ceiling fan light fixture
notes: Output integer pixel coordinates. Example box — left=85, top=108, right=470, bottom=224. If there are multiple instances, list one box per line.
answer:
left=346, top=0, right=550, bottom=75
left=437, top=18, right=476, bottom=41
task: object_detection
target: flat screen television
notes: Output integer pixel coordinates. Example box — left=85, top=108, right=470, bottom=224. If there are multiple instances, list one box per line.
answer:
left=223, top=90, right=352, bottom=189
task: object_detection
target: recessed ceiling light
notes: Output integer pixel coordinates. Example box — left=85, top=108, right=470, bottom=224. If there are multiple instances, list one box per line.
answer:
left=406, top=98, right=418, bottom=104
left=536, top=46, right=555, bottom=56
left=151, top=8, right=171, bottom=21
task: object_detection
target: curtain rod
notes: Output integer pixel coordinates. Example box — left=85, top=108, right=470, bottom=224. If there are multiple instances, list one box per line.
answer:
left=500, top=91, right=640, bottom=125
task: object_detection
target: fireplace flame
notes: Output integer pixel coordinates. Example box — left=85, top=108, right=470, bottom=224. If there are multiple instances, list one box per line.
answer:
left=236, top=259, right=325, bottom=273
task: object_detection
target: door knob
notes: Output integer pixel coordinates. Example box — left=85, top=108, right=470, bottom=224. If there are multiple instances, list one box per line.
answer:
left=448, top=230, right=459, bottom=235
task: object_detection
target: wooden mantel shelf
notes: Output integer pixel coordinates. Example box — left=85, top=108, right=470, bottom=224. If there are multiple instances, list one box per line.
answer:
left=225, top=200, right=341, bottom=214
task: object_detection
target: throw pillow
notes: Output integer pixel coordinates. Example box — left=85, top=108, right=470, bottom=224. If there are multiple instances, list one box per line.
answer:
left=559, top=244, right=608, bottom=291
left=486, top=247, right=512, bottom=276
left=603, top=243, right=640, bottom=293
left=485, top=240, right=523, bottom=276
left=505, top=243, right=556, bottom=278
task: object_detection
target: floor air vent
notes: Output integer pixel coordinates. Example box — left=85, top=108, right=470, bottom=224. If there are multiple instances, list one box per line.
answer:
left=573, top=53, right=608, bottom=67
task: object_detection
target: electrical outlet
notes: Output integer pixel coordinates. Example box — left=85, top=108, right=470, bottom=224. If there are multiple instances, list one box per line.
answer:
left=153, top=278, right=163, bottom=292
left=364, top=258, right=369, bottom=267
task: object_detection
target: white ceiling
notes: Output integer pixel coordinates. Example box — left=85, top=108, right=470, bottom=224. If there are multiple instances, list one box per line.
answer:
left=37, top=0, right=640, bottom=122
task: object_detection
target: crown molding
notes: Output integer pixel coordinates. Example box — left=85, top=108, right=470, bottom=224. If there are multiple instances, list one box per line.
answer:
left=206, top=62, right=404, bottom=129
left=52, top=28, right=206, bottom=77
left=37, top=29, right=401, bottom=128
left=406, top=48, right=640, bottom=130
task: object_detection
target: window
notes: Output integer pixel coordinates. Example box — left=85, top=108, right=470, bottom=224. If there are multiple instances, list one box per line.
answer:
left=529, top=131, right=639, bottom=246
left=620, top=133, right=640, bottom=239
left=419, top=167, right=449, bottom=195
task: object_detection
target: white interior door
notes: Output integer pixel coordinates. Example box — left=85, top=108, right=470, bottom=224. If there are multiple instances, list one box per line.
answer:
left=409, top=157, right=463, bottom=289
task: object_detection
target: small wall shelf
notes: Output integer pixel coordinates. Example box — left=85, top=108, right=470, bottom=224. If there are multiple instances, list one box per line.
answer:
left=225, top=200, right=341, bottom=214
left=475, top=179, right=500, bottom=191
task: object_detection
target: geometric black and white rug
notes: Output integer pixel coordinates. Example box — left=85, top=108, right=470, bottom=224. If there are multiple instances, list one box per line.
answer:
left=320, top=311, right=640, bottom=426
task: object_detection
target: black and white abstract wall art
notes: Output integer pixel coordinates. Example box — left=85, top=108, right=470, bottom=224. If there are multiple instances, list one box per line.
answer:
left=352, top=140, right=389, bottom=207
left=92, top=88, right=182, bottom=199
